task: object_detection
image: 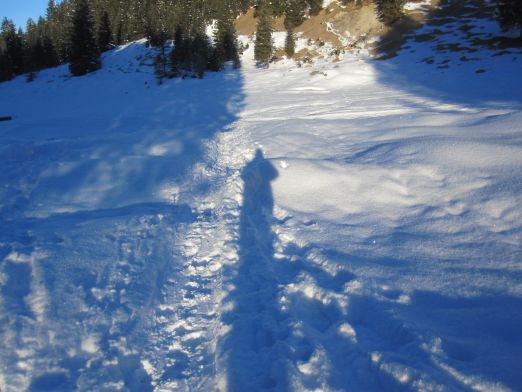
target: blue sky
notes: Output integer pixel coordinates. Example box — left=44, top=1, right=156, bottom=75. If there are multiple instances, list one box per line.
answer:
left=1, top=0, right=50, bottom=29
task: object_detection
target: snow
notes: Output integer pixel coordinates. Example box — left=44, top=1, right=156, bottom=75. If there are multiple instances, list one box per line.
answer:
left=1, top=9, right=522, bottom=392
left=404, top=0, right=432, bottom=12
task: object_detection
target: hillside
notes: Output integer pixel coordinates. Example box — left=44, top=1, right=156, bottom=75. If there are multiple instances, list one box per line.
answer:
left=1, top=1, right=522, bottom=391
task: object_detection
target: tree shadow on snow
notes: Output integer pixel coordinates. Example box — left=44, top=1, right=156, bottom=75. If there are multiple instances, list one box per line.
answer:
left=0, top=55, right=245, bottom=391
left=302, top=246, right=522, bottom=391
left=371, top=0, right=522, bottom=107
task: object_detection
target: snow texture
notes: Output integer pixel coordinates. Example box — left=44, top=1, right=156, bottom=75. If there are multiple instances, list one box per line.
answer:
left=1, top=8, right=522, bottom=392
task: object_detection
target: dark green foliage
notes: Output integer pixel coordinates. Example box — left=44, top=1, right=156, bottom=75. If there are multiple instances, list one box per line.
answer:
left=0, top=19, right=24, bottom=81
left=285, top=27, right=295, bottom=57
left=215, top=3, right=241, bottom=69
left=497, top=0, right=522, bottom=39
left=192, top=33, right=210, bottom=78
left=46, top=0, right=71, bottom=63
left=375, top=0, right=406, bottom=25
left=170, top=24, right=185, bottom=76
left=42, top=36, right=58, bottom=68
left=24, top=38, right=44, bottom=80
left=0, top=0, right=252, bottom=83
left=284, top=0, right=308, bottom=29
left=307, top=0, right=322, bottom=16
left=154, top=45, right=168, bottom=84
left=69, top=0, right=101, bottom=76
left=0, top=51, right=10, bottom=82
left=97, top=12, right=113, bottom=52
left=269, top=0, right=286, bottom=16
left=255, top=0, right=274, bottom=66
left=115, top=19, right=124, bottom=45
left=169, top=24, right=221, bottom=78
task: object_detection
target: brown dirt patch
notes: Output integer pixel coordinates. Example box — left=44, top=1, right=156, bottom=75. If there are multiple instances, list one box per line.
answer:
left=235, top=1, right=385, bottom=50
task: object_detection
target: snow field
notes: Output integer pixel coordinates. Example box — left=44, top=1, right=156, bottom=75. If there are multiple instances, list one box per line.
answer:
left=226, top=22, right=522, bottom=389
left=1, top=6, right=522, bottom=390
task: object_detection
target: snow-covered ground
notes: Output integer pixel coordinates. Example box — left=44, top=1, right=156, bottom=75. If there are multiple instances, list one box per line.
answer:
left=1, top=10, right=522, bottom=392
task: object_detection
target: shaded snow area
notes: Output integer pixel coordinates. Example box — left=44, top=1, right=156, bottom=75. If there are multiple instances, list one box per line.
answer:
left=1, top=20, right=522, bottom=392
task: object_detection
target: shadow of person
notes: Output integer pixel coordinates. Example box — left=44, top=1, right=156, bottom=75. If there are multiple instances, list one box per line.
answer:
left=221, top=149, right=290, bottom=391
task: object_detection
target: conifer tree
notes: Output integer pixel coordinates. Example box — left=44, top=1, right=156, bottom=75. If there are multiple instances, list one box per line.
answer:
left=46, top=0, right=70, bottom=62
left=154, top=50, right=168, bottom=84
left=497, top=0, right=522, bottom=39
left=98, top=11, right=113, bottom=52
left=1, top=0, right=250, bottom=83
left=285, top=27, right=295, bottom=57
left=192, top=33, right=209, bottom=78
left=284, top=0, right=307, bottom=29
left=69, top=0, right=101, bottom=76
left=24, top=19, right=43, bottom=80
left=115, top=18, right=124, bottom=45
left=375, top=0, right=406, bottom=25
left=0, top=49, right=8, bottom=81
left=170, top=24, right=185, bottom=77
left=42, top=36, right=58, bottom=68
left=269, top=0, right=286, bottom=16
left=0, top=19, right=24, bottom=80
left=215, top=1, right=241, bottom=69
left=307, top=0, right=322, bottom=16
left=35, top=16, right=58, bottom=68
left=254, top=0, right=273, bottom=66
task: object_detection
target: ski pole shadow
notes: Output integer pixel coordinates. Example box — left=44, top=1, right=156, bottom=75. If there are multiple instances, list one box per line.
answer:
left=220, top=149, right=290, bottom=391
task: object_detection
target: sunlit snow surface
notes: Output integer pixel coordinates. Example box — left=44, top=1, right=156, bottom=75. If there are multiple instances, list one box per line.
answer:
left=1, top=12, right=522, bottom=392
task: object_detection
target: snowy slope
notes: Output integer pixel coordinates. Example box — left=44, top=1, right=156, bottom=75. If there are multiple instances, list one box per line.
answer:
left=1, top=7, right=522, bottom=392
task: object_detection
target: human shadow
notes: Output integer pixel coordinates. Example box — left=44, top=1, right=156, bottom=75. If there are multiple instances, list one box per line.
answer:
left=220, top=150, right=291, bottom=391
left=219, top=152, right=414, bottom=391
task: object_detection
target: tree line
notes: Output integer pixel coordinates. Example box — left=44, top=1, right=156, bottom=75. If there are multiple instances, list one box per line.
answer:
left=0, top=0, right=328, bottom=81
left=2, top=0, right=520, bottom=82
left=0, top=0, right=251, bottom=82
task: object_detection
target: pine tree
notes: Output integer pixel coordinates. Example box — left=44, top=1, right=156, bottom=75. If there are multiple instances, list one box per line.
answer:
left=42, top=36, right=58, bottom=68
left=269, top=0, right=286, bottom=16
left=170, top=24, right=185, bottom=77
left=215, top=1, right=241, bottom=69
left=307, top=0, right=322, bottom=16
left=154, top=50, right=168, bottom=84
left=375, top=0, right=406, bottom=25
left=254, top=0, right=273, bottom=66
left=284, top=0, right=307, bottom=30
left=0, top=19, right=24, bottom=80
left=69, top=0, right=101, bottom=76
left=36, top=16, right=58, bottom=68
left=285, top=27, right=295, bottom=57
left=98, top=11, right=113, bottom=52
left=1, top=0, right=248, bottom=82
left=497, top=0, right=522, bottom=39
left=115, top=18, right=124, bottom=45
left=46, top=0, right=70, bottom=63
left=192, top=33, right=209, bottom=78
left=0, top=49, right=8, bottom=82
